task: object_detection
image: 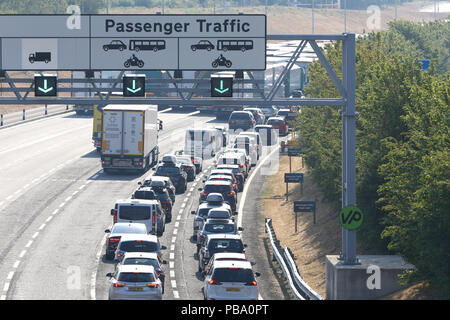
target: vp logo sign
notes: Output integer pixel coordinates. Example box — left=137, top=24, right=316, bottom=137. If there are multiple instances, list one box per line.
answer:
left=339, top=205, right=364, bottom=230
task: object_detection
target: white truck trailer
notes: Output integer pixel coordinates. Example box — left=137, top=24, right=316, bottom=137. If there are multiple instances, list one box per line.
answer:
left=101, top=105, right=159, bottom=172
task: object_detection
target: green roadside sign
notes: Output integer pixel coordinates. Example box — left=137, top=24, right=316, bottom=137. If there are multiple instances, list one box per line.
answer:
left=339, top=205, right=363, bottom=230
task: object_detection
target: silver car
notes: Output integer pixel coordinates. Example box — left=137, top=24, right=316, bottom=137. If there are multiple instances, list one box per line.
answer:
left=107, top=265, right=162, bottom=300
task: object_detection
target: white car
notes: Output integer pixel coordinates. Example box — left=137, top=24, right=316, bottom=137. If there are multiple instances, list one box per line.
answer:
left=107, top=265, right=162, bottom=300
left=238, top=132, right=262, bottom=159
left=203, top=260, right=260, bottom=300
left=203, top=252, right=248, bottom=275
left=104, top=222, right=148, bottom=260
left=233, top=135, right=258, bottom=166
left=217, top=153, right=247, bottom=178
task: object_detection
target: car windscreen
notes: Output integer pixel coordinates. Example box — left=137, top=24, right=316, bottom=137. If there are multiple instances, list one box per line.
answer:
left=204, top=184, right=232, bottom=194
left=122, top=258, right=159, bottom=269
left=119, top=241, right=158, bottom=252
left=111, top=225, right=146, bottom=234
left=118, top=272, right=155, bottom=283
left=211, top=268, right=255, bottom=283
left=152, top=188, right=170, bottom=201
left=204, top=223, right=235, bottom=233
left=155, top=166, right=180, bottom=176
left=119, top=206, right=151, bottom=220
left=208, top=239, right=244, bottom=254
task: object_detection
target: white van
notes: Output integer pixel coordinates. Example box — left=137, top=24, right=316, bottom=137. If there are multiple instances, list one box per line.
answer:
left=238, top=132, right=262, bottom=159
left=185, top=128, right=222, bottom=159
left=111, top=199, right=162, bottom=236
left=233, top=135, right=258, bottom=166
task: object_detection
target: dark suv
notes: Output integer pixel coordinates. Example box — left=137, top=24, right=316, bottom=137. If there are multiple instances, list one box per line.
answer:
left=132, top=187, right=173, bottom=223
left=199, top=180, right=237, bottom=213
left=228, top=111, right=255, bottom=131
left=153, top=164, right=187, bottom=194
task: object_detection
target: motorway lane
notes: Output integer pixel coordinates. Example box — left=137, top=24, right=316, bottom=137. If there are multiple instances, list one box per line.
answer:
left=0, top=109, right=217, bottom=299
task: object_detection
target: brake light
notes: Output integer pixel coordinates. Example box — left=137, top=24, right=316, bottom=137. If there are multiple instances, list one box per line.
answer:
left=161, top=200, right=170, bottom=205
left=233, top=185, right=236, bottom=191
left=199, top=234, right=205, bottom=239
left=113, top=212, right=117, bottom=223
left=109, top=237, right=120, bottom=242
left=209, top=280, right=221, bottom=285
left=245, top=281, right=258, bottom=286
left=239, top=164, right=243, bottom=168
left=228, top=192, right=235, bottom=197
left=147, top=283, right=159, bottom=288
left=201, top=192, right=206, bottom=196
left=113, top=282, right=126, bottom=287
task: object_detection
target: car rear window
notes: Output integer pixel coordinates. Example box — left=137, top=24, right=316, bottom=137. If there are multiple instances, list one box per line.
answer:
left=230, top=112, right=251, bottom=120
left=133, top=190, right=156, bottom=200
left=268, top=119, right=283, bottom=124
left=111, top=225, right=146, bottom=234
left=198, top=208, right=212, bottom=218
left=118, top=272, right=155, bottom=283
left=119, top=240, right=158, bottom=252
left=119, top=206, right=151, bottom=220
left=212, top=268, right=255, bottom=283
left=208, top=239, right=244, bottom=254
left=204, top=184, right=232, bottom=194
left=155, top=166, right=181, bottom=176
left=123, top=258, right=159, bottom=269
left=204, top=223, right=235, bottom=233
left=218, top=158, right=239, bottom=165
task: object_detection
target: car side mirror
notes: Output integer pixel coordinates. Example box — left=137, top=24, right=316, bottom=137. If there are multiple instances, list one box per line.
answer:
left=191, top=210, right=196, bottom=215
left=238, top=227, right=244, bottom=231
left=106, top=273, right=113, bottom=278
left=162, top=260, right=167, bottom=264
left=152, top=167, right=156, bottom=171
left=161, top=245, right=167, bottom=250
left=198, top=188, right=203, bottom=191
left=255, top=272, right=261, bottom=277
left=137, top=181, right=142, bottom=185
left=251, top=261, right=256, bottom=266
left=105, top=229, right=111, bottom=233
left=244, top=244, right=248, bottom=248
left=110, top=209, right=115, bottom=216
left=233, top=211, right=238, bottom=216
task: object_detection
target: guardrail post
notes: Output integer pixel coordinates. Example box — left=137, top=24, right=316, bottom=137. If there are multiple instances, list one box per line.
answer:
left=1, top=114, right=3, bottom=126
left=22, top=109, right=25, bottom=120
left=66, top=104, right=69, bottom=110
left=45, top=104, right=48, bottom=115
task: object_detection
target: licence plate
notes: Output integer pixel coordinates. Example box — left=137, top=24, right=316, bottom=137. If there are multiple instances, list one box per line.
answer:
left=226, top=288, right=241, bottom=292
left=113, top=159, right=131, bottom=167
left=128, top=287, right=144, bottom=291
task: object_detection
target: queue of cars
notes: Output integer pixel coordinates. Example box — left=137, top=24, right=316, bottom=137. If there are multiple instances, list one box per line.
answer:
left=103, top=116, right=281, bottom=300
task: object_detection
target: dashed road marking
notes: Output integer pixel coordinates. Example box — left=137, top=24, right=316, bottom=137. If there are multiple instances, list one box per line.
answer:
left=25, top=240, right=33, bottom=248
left=18, top=250, right=26, bottom=258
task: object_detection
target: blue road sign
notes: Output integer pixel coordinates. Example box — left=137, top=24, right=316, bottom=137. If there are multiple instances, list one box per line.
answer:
left=284, top=173, right=304, bottom=183
left=288, top=147, right=302, bottom=157
left=419, top=59, right=430, bottom=71
left=294, top=200, right=316, bottom=213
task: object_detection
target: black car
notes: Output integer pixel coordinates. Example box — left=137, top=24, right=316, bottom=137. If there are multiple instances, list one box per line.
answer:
left=198, top=234, right=246, bottom=273
left=153, top=163, right=188, bottom=194
left=132, top=187, right=173, bottom=222
left=191, top=40, right=215, bottom=51
left=103, top=40, right=127, bottom=51
left=199, top=180, right=237, bottom=213
left=139, top=176, right=176, bottom=204
left=197, top=219, right=242, bottom=252
left=228, top=111, right=255, bottom=131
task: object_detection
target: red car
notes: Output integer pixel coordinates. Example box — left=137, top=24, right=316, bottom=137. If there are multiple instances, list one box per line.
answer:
left=267, top=116, right=288, bottom=136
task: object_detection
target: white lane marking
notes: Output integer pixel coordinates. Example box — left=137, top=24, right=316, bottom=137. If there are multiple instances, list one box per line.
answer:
left=6, top=195, right=13, bottom=201
left=169, top=261, right=174, bottom=269
left=32, top=232, right=39, bottom=239
left=52, top=209, right=59, bottom=215
left=169, top=253, right=175, bottom=260
left=25, top=240, right=33, bottom=248
left=192, top=182, right=197, bottom=187
left=23, top=184, right=30, bottom=189
left=46, top=216, right=53, bottom=223
left=174, top=222, right=179, bottom=228
left=189, top=187, right=194, bottom=192
left=178, top=209, right=183, bottom=214
left=176, top=215, right=181, bottom=221
left=72, top=190, right=79, bottom=196
left=79, top=185, right=86, bottom=190
left=171, top=280, right=177, bottom=288
left=38, top=223, right=46, bottom=230
left=171, top=237, right=176, bottom=243
left=183, top=197, right=188, bottom=202
left=6, top=272, right=14, bottom=281
left=59, top=202, right=66, bottom=208
left=19, top=250, right=26, bottom=258
left=90, top=233, right=108, bottom=300
left=173, top=228, right=178, bottom=235
left=0, top=295, right=5, bottom=300
left=64, top=196, right=72, bottom=202
left=170, top=270, right=175, bottom=278
left=173, top=291, right=180, bottom=299
left=180, top=203, right=186, bottom=208
left=3, top=283, right=9, bottom=292
left=170, top=244, right=175, bottom=251
left=13, top=261, right=20, bottom=269
left=0, top=201, right=4, bottom=207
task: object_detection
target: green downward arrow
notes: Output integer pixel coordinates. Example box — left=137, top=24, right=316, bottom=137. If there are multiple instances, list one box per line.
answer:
left=38, top=79, right=54, bottom=94
left=214, top=80, right=229, bottom=94
left=127, top=80, right=142, bottom=94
